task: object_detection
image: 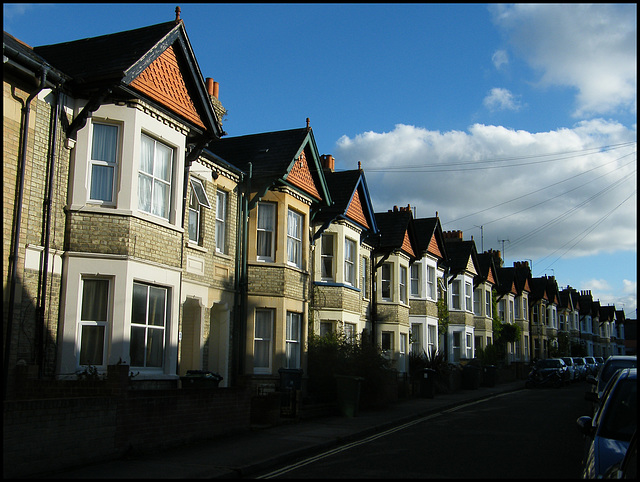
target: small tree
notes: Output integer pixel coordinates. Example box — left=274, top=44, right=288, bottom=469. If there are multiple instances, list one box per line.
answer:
left=437, top=290, right=449, bottom=360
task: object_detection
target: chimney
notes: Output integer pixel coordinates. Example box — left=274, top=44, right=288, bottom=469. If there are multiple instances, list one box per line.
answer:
left=206, top=78, right=219, bottom=99
left=320, top=154, right=335, bottom=172
left=443, top=230, right=463, bottom=240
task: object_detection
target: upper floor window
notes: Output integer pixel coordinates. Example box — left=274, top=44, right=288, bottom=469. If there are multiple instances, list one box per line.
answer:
left=130, top=282, right=167, bottom=368
left=427, top=265, right=436, bottom=300
left=486, top=290, right=492, bottom=318
left=257, top=202, right=275, bottom=261
left=451, top=280, right=461, bottom=310
left=321, top=234, right=334, bottom=280
left=399, top=265, right=408, bottom=304
left=509, top=299, right=515, bottom=322
left=498, top=300, right=505, bottom=321
left=465, top=282, right=472, bottom=312
left=473, top=288, right=482, bottom=316
left=361, top=256, right=369, bottom=299
left=139, top=134, right=173, bottom=220
left=381, top=263, right=392, bottom=301
left=215, top=190, right=227, bottom=253
left=188, top=177, right=211, bottom=244
left=515, top=296, right=521, bottom=319
left=89, top=122, right=119, bottom=203
left=532, top=305, right=539, bottom=324
left=344, top=238, right=356, bottom=285
left=523, top=298, right=528, bottom=321
left=410, top=264, right=421, bottom=298
left=287, top=209, right=303, bottom=268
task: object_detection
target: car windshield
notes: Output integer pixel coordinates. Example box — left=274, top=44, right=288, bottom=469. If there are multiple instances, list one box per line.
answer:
left=574, top=359, right=585, bottom=366
left=561, top=358, right=573, bottom=365
left=601, top=360, right=638, bottom=385
left=538, top=359, right=560, bottom=368
left=599, top=377, right=637, bottom=442
left=586, top=357, right=596, bottom=364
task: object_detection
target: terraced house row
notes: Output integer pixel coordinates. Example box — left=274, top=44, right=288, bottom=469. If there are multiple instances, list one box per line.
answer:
left=3, top=14, right=629, bottom=398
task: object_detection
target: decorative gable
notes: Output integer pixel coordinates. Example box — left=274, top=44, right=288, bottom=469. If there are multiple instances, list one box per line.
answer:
left=427, top=234, right=442, bottom=259
left=401, top=230, right=415, bottom=258
left=345, top=187, right=370, bottom=229
left=129, top=44, right=205, bottom=129
left=486, top=269, right=495, bottom=285
left=510, top=281, right=518, bottom=295
left=286, top=150, right=322, bottom=200
left=465, top=256, right=478, bottom=276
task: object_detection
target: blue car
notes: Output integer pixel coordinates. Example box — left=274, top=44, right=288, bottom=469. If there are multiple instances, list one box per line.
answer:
left=577, top=368, right=637, bottom=478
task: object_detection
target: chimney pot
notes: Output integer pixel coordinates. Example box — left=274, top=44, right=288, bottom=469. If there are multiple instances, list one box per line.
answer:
left=320, top=154, right=335, bottom=172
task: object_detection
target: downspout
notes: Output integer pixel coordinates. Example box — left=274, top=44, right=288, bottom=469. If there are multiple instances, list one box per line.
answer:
left=238, top=163, right=252, bottom=382
left=36, top=85, right=62, bottom=378
left=4, top=69, right=48, bottom=399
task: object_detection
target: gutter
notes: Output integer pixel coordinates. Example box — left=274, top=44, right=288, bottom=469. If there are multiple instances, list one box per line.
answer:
left=4, top=68, right=48, bottom=399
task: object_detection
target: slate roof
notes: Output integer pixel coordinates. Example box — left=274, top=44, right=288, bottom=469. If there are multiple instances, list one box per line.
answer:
left=33, top=21, right=178, bottom=90
left=372, top=209, right=416, bottom=259
left=315, top=169, right=378, bottom=234
left=413, top=217, right=447, bottom=261
left=476, top=252, right=499, bottom=288
left=205, top=127, right=331, bottom=205
left=443, top=238, right=478, bottom=279
left=528, top=277, right=548, bottom=303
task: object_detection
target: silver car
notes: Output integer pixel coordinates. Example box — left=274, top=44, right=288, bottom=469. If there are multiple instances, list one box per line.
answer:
left=561, top=357, right=578, bottom=382
left=572, top=357, right=588, bottom=381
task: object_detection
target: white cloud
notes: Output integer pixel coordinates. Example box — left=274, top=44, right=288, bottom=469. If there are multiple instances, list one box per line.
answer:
left=492, top=49, right=509, bottom=70
left=335, top=120, right=637, bottom=263
left=490, top=4, right=637, bottom=117
left=483, top=87, right=522, bottom=112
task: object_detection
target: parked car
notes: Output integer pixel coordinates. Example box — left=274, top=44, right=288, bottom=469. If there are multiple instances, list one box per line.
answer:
left=586, top=356, right=637, bottom=407
left=577, top=368, right=637, bottom=479
left=585, top=356, right=599, bottom=376
left=561, top=357, right=578, bottom=382
left=534, top=358, right=570, bottom=385
left=573, top=357, right=588, bottom=381
left=603, top=429, right=637, bottom=479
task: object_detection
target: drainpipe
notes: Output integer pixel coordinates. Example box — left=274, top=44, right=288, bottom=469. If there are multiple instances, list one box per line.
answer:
left=36, top=86, right=62, bottom=378
left=4, top=69, right=48, bottom=399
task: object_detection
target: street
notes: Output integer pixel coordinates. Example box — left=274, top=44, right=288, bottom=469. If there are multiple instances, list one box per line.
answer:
left=257, top=381, right=592, bottom=479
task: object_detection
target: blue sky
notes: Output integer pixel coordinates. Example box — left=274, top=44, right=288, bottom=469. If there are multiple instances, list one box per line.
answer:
left=4, top=3, right=637, bottom=318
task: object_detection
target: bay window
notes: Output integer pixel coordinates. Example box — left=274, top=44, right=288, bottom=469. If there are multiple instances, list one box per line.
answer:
left=427, top=265, right=436, bottom=300
left=138, top=134, right=173, bottom=220
left=285, top=312, right=301, bottom=369
left=321, top=234, right=334, bottom=280
left=410, top=264, right=421, bottom=298
left=473, top=288, right=482, bottom=315
left=287, top=208, right=302, bottom=267
left=400, top=265, right=408, bottom=304
left=188, top=177, right=211, bottom=244
left=89, top=122, right=119, bottom=203
left=215, top=190, right=227, bottom=253
left=486, top=290, right=492, bottom=318
left=465, top=282, right=472, bottom=312
left=78, top=278, right=110, bottom=366
left=344, top=238, right=356, bottom=285
left=451, top=280, right=461, bottom=310
left=254, top=309, right=273, bottom=373
left=361, top=256, right=369, bottom=299
left=257, top=202, right=275, bottom=261
left=130, top=282, right=167, bottom=368
left=381, top=263, right=392, bottom=300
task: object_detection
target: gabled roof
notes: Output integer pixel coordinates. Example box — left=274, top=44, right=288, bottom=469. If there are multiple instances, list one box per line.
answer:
left=373, top=208, right=418, bottom=260
left=32, top=19, right=222, bottom=137
left=315, top=168, right=378, bottom=234
left=443, top=235, right=479, bottom=281
left=599, top=305, right=616, bottom=323
left=528, top=277, right=549, bottom=304
left=413, top=217, right=448, bottom=263
left=206, top=127, right=331, bottom=208
left=578, top=291, right=594, bottom=316
left=476, top=252, right=500, bottom=289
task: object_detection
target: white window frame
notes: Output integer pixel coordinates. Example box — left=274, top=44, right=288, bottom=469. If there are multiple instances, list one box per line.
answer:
left=410, top=263, right=421, bottom=298
left=473, top=288, right=482, bottom=316
left=381, top=263, right=392, bottom=301
left=498, top=300, right=506, bottom=322
left=515, top=296, right=521, bottom=319
left=130, top=282, right=168, bottom=369
left=451, top=280, right=461, bottom=310
left=287, top=208, right=303, bottom=268
left=509, top=299, right=515, bottom=323
left=344, top=238, right=356, bottom=286
left=257, top=202, right=276, bottom=262
left=452, top=331, right=462, bottom=361
left=465, top=281, right=472, bottom=312
left=78, top=277, right=111, bottom=367
left=320, top=234, right=334, bottom=281
left=254, top=309, right=274, bottom=374
left=361, top=256, right=369, bottom=299
left=215, top=189, right=227, bottom=253
left=344, top=322, right=356, bottom=344
left=381, top=331, right=393, bottom=353
left=285, top=312, right=301, bottom=369
left=428, top=324, right=437, bottom=355
left=411, top=323, right=422, bottom=354
left=88, top=122, right=119, bottom=204
left=399, top=265, right=408, bottom=304
left=188, top=177, right=211, bottom=244
left=399, top=333, right=408, bottom=373
left=427, top=265, right=436, bottom=300
left=485, top=290, right=492, bottom=318
left=138, top=133, right=174, bottom=220
left=466, top=332, right=473, bottom=359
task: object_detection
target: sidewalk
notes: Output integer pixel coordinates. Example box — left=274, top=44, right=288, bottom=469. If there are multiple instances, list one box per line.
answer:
left=41, top=380, right=525, bottom=479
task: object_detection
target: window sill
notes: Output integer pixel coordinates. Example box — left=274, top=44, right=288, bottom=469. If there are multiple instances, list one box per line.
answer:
left=186, top=241, right=208, bottom=253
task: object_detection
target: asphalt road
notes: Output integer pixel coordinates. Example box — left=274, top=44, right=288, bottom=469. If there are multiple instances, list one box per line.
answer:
left=257, top=381, right=593, bottom=479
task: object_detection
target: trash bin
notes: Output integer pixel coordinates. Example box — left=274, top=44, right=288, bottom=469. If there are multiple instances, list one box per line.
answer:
left=482, top=365, right=497, bottom=387
left=180, top=370, right=223, bottom=389
left=334, top=375, right=364, bottom=417
left=278, top=368, right=303, bottom=417
left=420, top=368, right=436, bottom=398
left=462, top=365, right=481, bottom=390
